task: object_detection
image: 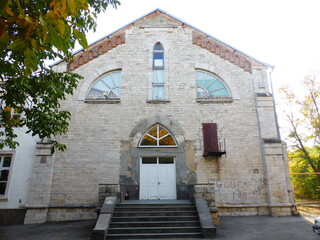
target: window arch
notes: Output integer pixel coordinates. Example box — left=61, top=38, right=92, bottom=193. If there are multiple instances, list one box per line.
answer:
left=196, top=70, right=230, bottom=98
left=153, top=43, right=164, bottom=68
left=87, top=70, right=121, bottom=99
left=139, top=124, right=177, bottom=147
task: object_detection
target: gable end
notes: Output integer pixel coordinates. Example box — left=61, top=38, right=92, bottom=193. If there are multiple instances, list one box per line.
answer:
left=59, top=9, right=268, bottom=72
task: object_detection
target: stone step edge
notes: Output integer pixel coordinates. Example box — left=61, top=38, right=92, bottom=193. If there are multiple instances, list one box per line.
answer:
left=115, top=206, right=196, bottom=209
left=118, top=202, right=192, bottom=205
left=116, top=204, right=195, bottom=206
left=110, top=220, right=200, bottom=224
left=112, top=215, right=198, bottom=219
left=106, top=232, right=203, bottom=237
left=113, top=210, right=197, bottom=213
left=109, top=226, right=201, bottom=230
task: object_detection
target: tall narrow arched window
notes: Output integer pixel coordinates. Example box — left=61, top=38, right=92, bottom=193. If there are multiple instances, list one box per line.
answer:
left=152, top=43, right=165, bottom=100
left=196, top=70, right=230, bottom=98
left=139, top=124, right=177, bottom=147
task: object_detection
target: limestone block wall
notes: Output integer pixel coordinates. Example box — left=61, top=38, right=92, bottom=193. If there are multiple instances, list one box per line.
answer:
left=262, top=141, right=295, bottom=216
left=256, top=95, right=278, bottom=139
left=23, top=13, right=295, bottom=221
left=252, top=68, right=270, bottom=94
left=24, top=141, right=55, bottom=224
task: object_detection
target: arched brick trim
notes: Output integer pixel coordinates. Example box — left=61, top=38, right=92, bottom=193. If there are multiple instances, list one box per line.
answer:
left=192, top=31, right=252, bottom=73
left=215, top=46, right=221, bottom=55
left=107, top=41, right=113, bottom=51
left=196, top=37, right=202, bottom=46
left=205, top=41, right=211, bottom=50
left=116, top=36, right=122, bottom=45
left=88, top=51, right=94, bottom=60
left=78, top=56, right=84, bottom=66
left=98, top=46, right=103, bottom=55
left=224, top=50, right=230, bottom=60
left=234, top=55, right=240, bottom=65
left=244, top=61, right=251, bottom=72
left=67, top=32, right=125, bottom=71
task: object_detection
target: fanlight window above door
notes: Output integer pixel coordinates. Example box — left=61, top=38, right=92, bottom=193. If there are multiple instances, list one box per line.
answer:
left=87, top=71, right=121, bottom=99
left=139, top=124, right=177, bottom=147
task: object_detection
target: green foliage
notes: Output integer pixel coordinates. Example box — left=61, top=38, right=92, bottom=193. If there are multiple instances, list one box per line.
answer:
left=289, top=147, right=320, bottom=199
left=281, top=74, right=320, bottom=199
left=0, top=0, right=120, bottom=152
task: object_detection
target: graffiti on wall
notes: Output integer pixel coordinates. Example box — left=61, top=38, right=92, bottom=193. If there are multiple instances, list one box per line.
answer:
left=212, top=177, right=267, bottom=200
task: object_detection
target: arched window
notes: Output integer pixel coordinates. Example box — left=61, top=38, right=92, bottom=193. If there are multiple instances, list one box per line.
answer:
left=153, top=43, right=164, bottom=67
left=87, top=70, right=121, bottom=99
left=196, top=70, right=230, bottom=98
left=152, top=43, right=165, bottom=100
left=139, top=124, right=177, bottom=147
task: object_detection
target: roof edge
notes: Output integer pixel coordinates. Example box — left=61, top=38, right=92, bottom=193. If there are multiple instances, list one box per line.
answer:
left=50, top=8, right=272, bottom=68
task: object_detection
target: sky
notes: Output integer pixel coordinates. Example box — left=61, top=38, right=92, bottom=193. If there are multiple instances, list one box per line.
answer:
left=83, top=0, right=320, bottom=137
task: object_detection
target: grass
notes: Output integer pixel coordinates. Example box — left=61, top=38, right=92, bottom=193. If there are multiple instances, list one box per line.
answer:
left=294, top=198, right=320, bottom=216
left=295, top=198, right=320, bottom=202
left=296, top=206, right=320, bottom=216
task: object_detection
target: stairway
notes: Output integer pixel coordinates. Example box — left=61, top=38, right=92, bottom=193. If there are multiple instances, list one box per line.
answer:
left=105, top=200, right=203, bottom=239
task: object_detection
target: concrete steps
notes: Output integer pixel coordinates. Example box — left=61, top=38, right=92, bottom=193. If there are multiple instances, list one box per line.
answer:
left=106, top=201, right=203, bottom=239
left=110, top=220, right=200, bottom=227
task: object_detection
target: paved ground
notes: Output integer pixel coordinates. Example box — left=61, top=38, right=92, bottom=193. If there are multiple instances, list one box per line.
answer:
left=217, top=215, right=318, bottom=240
left=0, top=220, right=96, bottom=240
left=0, top=215, right=319, bottom=240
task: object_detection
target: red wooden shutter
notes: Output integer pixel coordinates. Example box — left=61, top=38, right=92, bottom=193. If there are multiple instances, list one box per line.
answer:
left=202, top=123, right=219, bottom=155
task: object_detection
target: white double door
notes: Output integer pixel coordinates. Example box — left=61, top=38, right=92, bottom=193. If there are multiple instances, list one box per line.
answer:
left=140, top=157, right=176, bottom=200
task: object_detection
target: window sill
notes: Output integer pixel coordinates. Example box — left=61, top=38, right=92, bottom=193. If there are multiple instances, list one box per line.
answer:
left=138, top=146, right=177, bottom=148
left=0, top=196, right=8, bottom=202
left=197, top=98, right=233, bottom=103
left=84, top=99, right=121, bottom=104
left=146, top=99, right=171, bottom=104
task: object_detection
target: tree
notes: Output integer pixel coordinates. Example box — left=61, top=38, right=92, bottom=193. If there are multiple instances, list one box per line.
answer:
left=0, top=0, right=120, bottom=152
left=289, top=147, right=320, bottom=199
left=280, top=73, right=320, bottom=181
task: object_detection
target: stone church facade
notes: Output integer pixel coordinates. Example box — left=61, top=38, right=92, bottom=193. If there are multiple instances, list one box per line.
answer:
left=19, top=9, right=295, bottom=223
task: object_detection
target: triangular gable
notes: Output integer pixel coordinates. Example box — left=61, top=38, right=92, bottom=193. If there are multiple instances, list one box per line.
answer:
left=61, top=9, right=271, bottom=72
